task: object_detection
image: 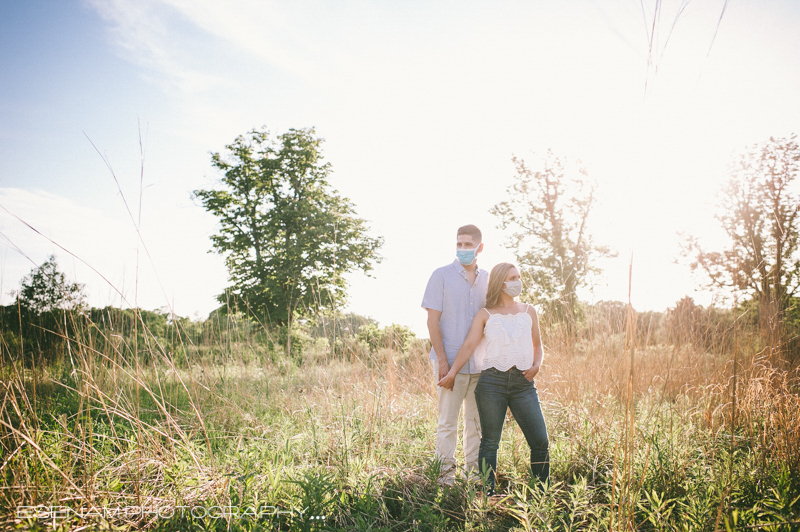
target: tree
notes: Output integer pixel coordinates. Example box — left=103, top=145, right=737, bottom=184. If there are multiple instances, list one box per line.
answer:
left=491, top=150, right=614, bottom=331
left=16, top=255, right=85, bottom=314
left=194, top=127, right=383, bottom=328
left=683, top=135, right=800, bottom=352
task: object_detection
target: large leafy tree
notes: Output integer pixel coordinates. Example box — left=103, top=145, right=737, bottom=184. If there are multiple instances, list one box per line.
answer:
left=491, top=150, right=613, bottom=329
left=683, top=135, right=800, bottom=351
left=194, top=127, right=383, bottom=326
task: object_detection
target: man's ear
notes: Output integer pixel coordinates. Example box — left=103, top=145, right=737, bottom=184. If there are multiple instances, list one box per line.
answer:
left=478, top=243, right=484, bottom=253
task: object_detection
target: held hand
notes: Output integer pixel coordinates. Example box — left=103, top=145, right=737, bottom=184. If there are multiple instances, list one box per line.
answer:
left=523, top=364, right=540, bottom=381
left=438, top=361, right=450, bottom=382
left=437, top=372, right=456, bottom=391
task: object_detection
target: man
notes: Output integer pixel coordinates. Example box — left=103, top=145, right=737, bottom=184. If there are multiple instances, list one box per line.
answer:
left=421, top=224, right=489, bottom=485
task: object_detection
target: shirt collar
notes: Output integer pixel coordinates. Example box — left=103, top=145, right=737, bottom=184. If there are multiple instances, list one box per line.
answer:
left=451, top=258, right=482, bottom=276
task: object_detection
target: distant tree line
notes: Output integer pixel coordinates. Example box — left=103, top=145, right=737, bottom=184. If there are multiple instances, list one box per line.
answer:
left=3, top=129, right=798, bottom=367
left=0, top=255, right=415, bottom=368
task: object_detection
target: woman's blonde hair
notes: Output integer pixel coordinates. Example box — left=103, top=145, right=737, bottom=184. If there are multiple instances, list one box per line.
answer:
left=485, top=262, right=517, bottom=309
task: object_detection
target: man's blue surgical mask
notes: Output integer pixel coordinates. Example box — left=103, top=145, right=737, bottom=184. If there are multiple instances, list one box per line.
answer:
left=456, top=247, right=478, bottom=265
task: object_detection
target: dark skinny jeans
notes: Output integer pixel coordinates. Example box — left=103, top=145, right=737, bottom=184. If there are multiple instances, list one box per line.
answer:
left=474, top=366, right=550, bottom=493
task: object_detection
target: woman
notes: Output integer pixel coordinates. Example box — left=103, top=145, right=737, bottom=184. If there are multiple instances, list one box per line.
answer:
left=437, top=262, right=549, bottom=494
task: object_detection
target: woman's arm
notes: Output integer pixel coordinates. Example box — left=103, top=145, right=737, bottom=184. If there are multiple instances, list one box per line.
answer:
left=437, top=310, right=488, bottom=391
left=522, top=305, right=544, bottom=381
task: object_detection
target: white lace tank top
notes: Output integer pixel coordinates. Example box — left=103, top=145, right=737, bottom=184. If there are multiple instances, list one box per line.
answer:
left=481, top=305, right=534, bottom=372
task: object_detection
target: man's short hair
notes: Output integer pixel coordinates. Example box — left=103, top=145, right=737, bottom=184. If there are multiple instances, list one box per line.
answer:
left=456, top=224, right=482, bottom=244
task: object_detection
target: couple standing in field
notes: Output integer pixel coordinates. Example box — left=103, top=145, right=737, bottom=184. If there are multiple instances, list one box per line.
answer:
left=421, top=224, right=549, bottom=496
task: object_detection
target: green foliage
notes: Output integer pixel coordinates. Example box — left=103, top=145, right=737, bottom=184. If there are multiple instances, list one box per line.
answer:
left=0, top=303, right=206, bottom=367
left=275, top=321, right=314, bottom=361
left=356, top=322, right=416, bottom=353
left=194, top=127, right=383, bottom=325
left=287, top=471, right=338, bottom=529
left=0, top=305, right=76, bottom=366
left=309, top=312, right=377, bottom=345
left=0, top=256, right=88, bottom=364
left=356, top=322, right=382, bottom=351
left=15, top=255, right=85, bottom=315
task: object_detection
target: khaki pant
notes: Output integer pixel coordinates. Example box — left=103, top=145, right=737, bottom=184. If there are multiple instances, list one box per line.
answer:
left=433, top=361, right=481, bottom=484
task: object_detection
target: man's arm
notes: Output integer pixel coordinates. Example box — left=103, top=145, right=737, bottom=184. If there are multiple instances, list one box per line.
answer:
left=426, top=308, right=450, bottom=380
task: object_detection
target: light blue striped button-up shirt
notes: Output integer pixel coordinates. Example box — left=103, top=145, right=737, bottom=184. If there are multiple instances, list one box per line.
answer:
left=421, top=259, right=488, bottom=374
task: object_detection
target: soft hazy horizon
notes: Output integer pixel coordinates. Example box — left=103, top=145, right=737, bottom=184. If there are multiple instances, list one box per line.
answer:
left=2, top=0, right=799, bottom=335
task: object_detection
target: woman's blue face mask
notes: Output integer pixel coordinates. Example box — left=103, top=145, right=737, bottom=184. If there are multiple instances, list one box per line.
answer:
left=456, top=247, right=478, bottom=265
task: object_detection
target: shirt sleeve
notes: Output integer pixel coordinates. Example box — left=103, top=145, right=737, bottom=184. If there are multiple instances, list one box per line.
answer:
left=421, top=270, right=444, bottom=312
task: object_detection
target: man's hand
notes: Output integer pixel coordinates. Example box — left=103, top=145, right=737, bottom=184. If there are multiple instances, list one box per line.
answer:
left=523, top=364, right=540, bottom=381
left=438, top=371, right=456, bottom=391
left=426, top=308, right=450, bottom=385
left=438, top=360, right=450, bottom=382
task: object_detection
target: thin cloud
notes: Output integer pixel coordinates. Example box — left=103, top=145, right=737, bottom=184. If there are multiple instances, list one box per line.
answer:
left=158, top=0, right=360, bottom=84
left=86, top=0, right=235, bottom=94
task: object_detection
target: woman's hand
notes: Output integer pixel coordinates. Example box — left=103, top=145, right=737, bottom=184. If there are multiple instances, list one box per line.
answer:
left=437, top=372, right=456, bottom=391
left=523, top=364, right=540, bottom=381
left=526, top=305, right=543, bottom=383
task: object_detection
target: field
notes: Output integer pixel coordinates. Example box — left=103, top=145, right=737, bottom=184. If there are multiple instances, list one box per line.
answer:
left=1, top=306, right=799, bottom=531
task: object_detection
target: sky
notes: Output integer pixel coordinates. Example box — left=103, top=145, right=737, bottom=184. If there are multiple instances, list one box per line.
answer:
left=1, top=0, right=799, bottom=335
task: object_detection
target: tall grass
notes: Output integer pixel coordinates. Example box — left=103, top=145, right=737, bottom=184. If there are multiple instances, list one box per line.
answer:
left=1, top=302, right=799, bottom=531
